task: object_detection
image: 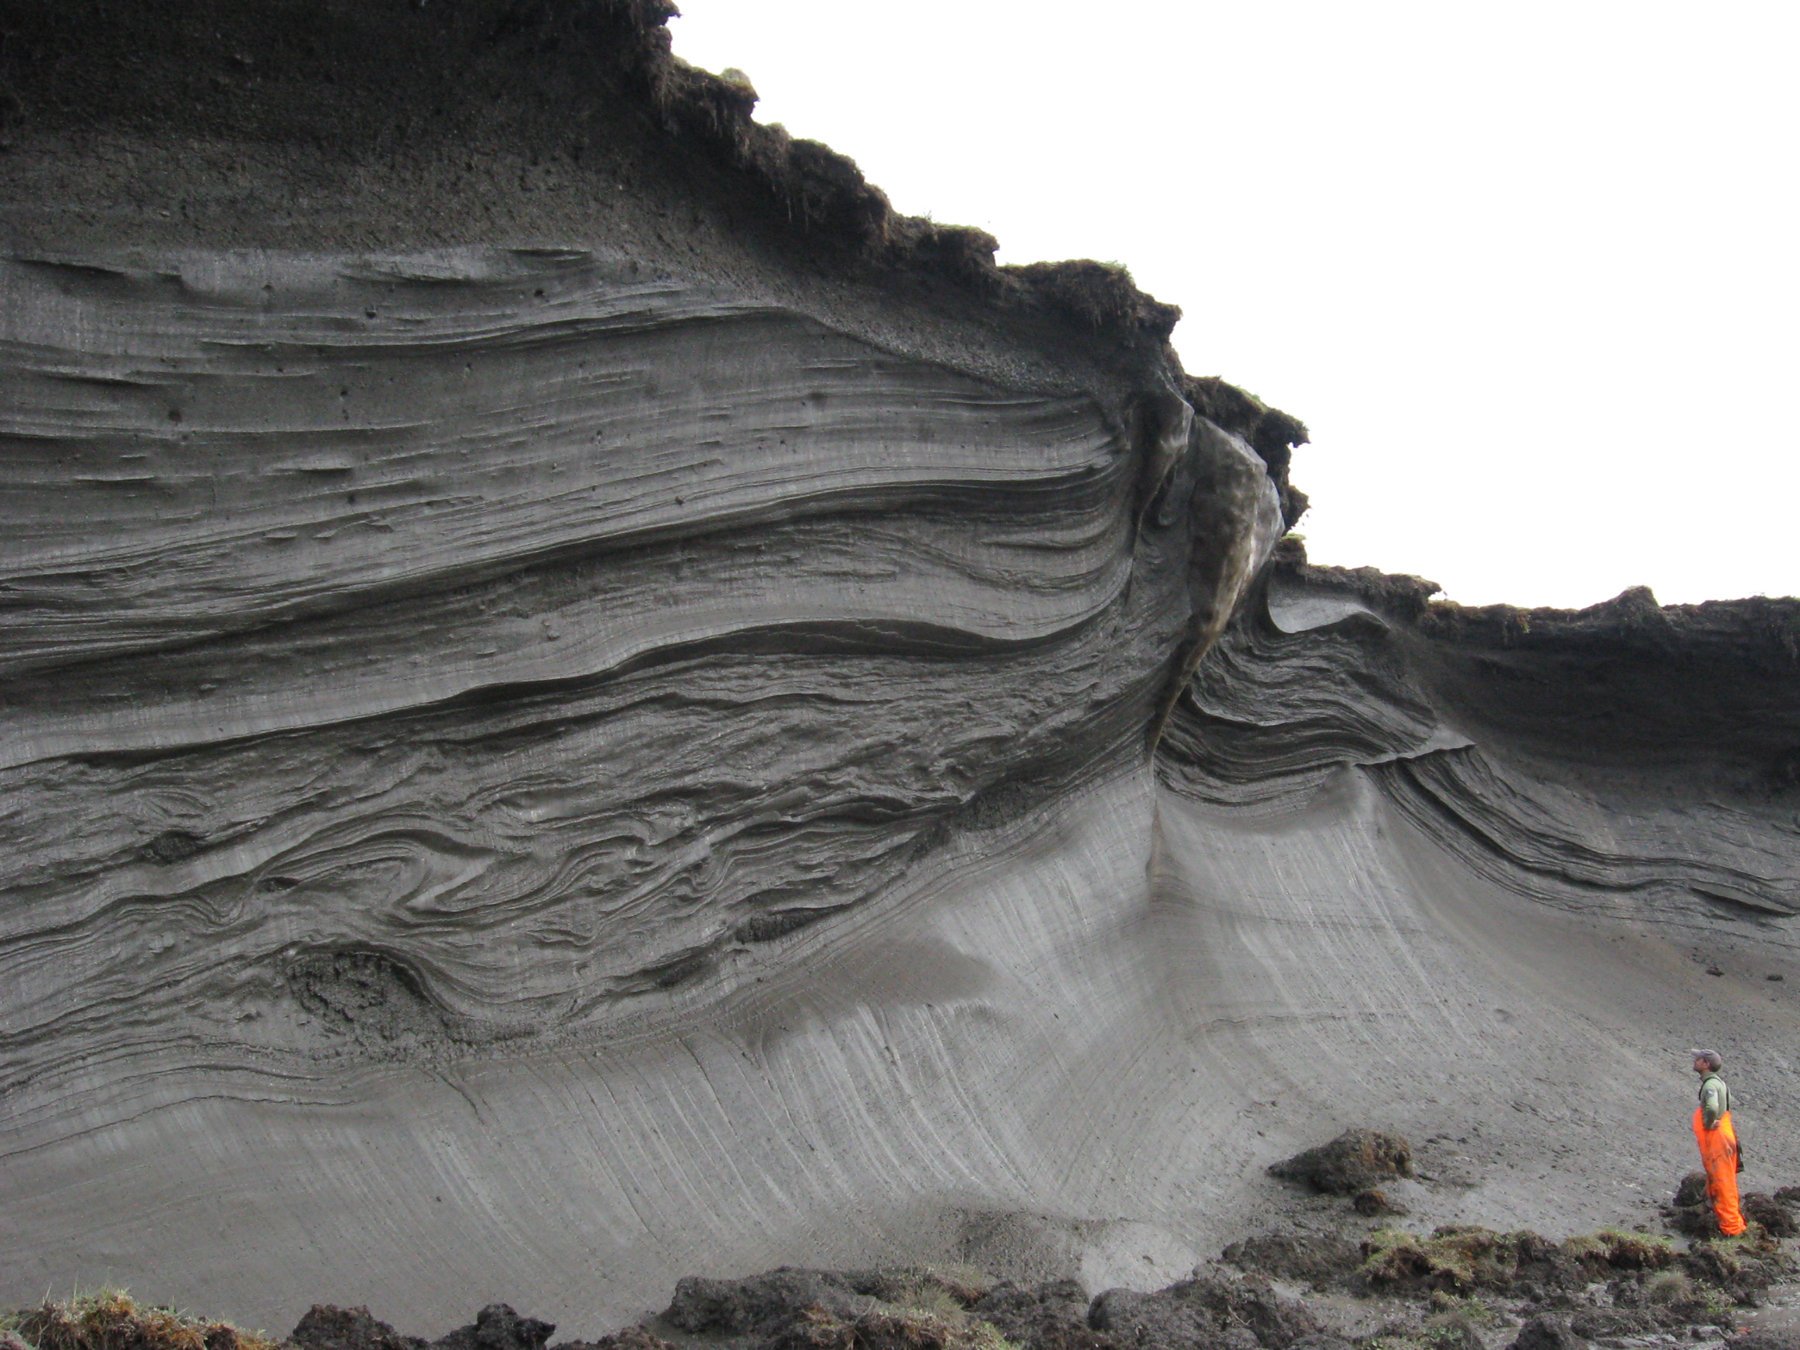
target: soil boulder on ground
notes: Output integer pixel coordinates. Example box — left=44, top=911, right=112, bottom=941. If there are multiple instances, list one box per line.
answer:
left=659, top=1270, right=866, bottom=1338
left=1268, top=1130, right=1414, bottom=1196
left=1668, top=1170, right=1718, bottom=1235
left=291, top=1306, right=632, bottom=1350
left=1662, top=1173, right=1800, bottom=1239
left=1745, top=1193, right=1800, bottom=1238
left=1221, top=1231, right=1364, bottom=1288
left=651, top=1266, right=1020, bottom=1350
left=1089, top=1273, right=1320, bottom=1350
left=1726, top=1333, right=1800, bottom=1350
left=434, top=1307, right=555, bottom=1350
left=1507, top=1314, right=1586, bottom=1350
left=1681, top=1239, right=1797, bottom=1306
left=549, top=1332, right=675, bottom=1350
left=967, top=1280, right=1115, bottom=1350
left=291, top=1307, right=428, bottom=1350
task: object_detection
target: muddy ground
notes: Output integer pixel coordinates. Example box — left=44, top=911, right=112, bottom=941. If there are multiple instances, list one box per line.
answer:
left=89, top=1132, right=1800, bottom=1350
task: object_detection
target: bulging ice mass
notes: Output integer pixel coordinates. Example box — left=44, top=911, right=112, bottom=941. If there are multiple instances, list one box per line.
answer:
left=1, top=1, right=1796, bottom=1336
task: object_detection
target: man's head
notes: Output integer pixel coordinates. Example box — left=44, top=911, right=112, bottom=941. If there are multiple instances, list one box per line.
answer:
left=1691, top=1048, right=1722, bottom=1074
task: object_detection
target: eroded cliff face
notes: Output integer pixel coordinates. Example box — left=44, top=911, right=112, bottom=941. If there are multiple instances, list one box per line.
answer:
left=0, top=240, right=1280, bottom=1070
left=2, top=0, right=1798, bottom=1337
left=1167, top=556, right=1800, bottom=927
left=0, top=0, right=1296, bottom=1322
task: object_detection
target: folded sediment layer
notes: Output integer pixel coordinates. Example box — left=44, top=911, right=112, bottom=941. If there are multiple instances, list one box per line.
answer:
left=1164, top=561, right=1800, bottom=931
left=4, top=0, right=1799, bottom=1338
left=1, top=238, right=1245, bottom=1106
left=0, top=233, right=1289, bottom=1330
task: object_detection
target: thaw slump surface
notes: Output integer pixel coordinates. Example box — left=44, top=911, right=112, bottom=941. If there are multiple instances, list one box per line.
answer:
left=0, top=240, right=1279, bottom=1325
left=5, top=257, right=1797, bottom=1330
left=0, top=244, right=1192, bottom=1090
left=1169, top=573, right=1800, bottom=930
left=4, top=0, right=1800, bottom=1337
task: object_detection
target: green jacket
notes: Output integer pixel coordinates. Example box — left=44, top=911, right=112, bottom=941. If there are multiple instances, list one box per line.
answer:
left=1698, top=1073, right=1730, bottom=1129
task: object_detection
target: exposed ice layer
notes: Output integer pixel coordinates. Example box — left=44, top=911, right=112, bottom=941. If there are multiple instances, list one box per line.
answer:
left=4, top=0, right=1800, bottom=1334
left=0, top=229, right=1301, bottom=1335
left=1, top=251, right=1129, bottom=763
left=2, top=245, right=1241, bottom=1109
left=8, top=669, right=1797, bottom=1338
left=3, top=245, right=1799, bottom=1339
left=1165, top=568, right=1800, bottom=926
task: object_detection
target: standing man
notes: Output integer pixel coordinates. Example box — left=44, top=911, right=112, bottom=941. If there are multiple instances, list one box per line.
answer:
left=1691, top=1048, right=1746, bottom=1237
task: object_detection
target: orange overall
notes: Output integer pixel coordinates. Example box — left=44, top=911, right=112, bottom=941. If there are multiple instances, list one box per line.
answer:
left=1692, top=1102, right=1745, bottom=1236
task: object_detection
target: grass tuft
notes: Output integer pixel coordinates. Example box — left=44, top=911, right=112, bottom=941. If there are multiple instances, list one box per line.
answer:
left=1359, top=1227, right=1509, bottom=1292
left=1561, top=1227, right=1674, bottom=1271
left=9, top=1290, right=276, bottom=1350
left=775, top=1304, right=1016, bottom=1350
left=1425, top=1293, right=1494, bottom=1325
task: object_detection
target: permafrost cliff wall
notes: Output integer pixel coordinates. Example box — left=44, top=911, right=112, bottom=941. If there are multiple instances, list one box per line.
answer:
left=2, top=1, right=1797, bottom=1336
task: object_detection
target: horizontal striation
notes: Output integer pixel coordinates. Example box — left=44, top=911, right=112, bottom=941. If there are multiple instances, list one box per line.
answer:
left=6, top=1, right=1799, bottom=1329
left=0, top=246, right=1194, bottom=1129
left=0, top=249, right=1121, bottom=740
left=1377, top=748, right=1800, bottom=924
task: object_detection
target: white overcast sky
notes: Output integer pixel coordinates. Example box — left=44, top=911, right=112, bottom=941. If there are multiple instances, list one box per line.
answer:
left=669, top=2, right=1798, bottom=608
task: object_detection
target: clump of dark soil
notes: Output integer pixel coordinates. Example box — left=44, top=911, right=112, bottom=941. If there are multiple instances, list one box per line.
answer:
left=1089, top=1273, right=1321, bottom=1350
left=650, top=1268, right=1010, bottom=1350
left=963, top=1280, right=1111, bottom=1350
left=660, top=1270, right=866, bottom=1338
left=530, top=1263, right=1336, bottom=1350
left=1214, top=1198, right=1797, bottom=1349
left=1725, top=1332, right=1800, bottom=1350
left=12, top=1170, right=1800, bottom=1350
left=759, top=1305, right=991, bottom=1350
left=552, top=1333, right=674, bottom=1350
left=293, top=1306, right=574, bottom=1350
left=1506, top=1313, right=1583, bottom=1350
left=433, top=1307, right=555, bottom=1350
left=1222, top=1231, right=1365, bottom=1288
left=1745, top=1193, right=1800, bottom=1238
left=1663, top=1172, right=1800, bottom=1240
left=1667, top=1169, right=1720, bottom=1235
left=1681, top=1235, right=1795, bottom=1306
left=1353, top=1190, right=1408, bottom=1217
left=1357, top=1226, right=1573, bottom=1296
left=291, top=1306, right=426, bottom=1350
left=1268, top=1129, right=1415, bottom=1196
left=288, top=1305, right=676, bottom=1350
left=11, top=1292, right=280, bottom=1350
left=1352, top=1218, right=1796, bottom=1312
